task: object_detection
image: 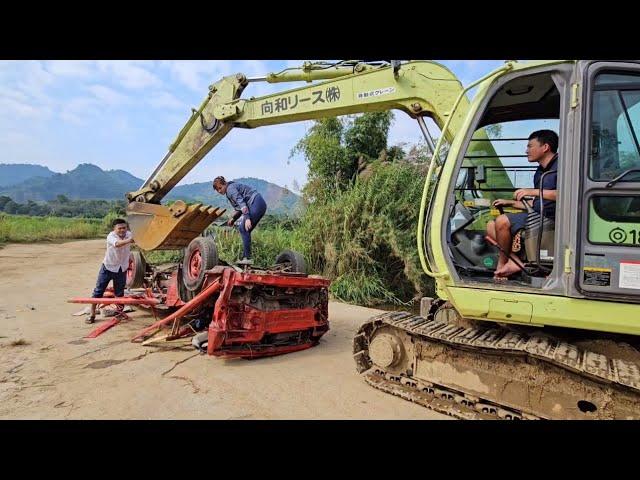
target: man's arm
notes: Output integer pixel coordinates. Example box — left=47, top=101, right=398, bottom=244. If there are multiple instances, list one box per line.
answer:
left=514, top=188, right=556, bottom=202
left=108, top=232, right=135, bottom=248
left=227, top=184, right=249, bottom=215
left=114, top=237, right=135, bottom=247
left=227, top=210, right=242, bottom=226
left=493, top=199, right=526, bottom=210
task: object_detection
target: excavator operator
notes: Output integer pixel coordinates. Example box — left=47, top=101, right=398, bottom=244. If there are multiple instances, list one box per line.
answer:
left=213, top=176, right=267, bottom=262
left=487, top=129, right=559, bottom=279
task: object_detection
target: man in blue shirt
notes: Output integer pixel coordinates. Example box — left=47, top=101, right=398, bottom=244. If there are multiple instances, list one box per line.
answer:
left=487, top=130, right=559, bottom=279
left=213, top=176, right=267, bottom=261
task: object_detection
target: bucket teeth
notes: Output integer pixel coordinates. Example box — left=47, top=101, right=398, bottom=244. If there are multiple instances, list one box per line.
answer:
left=126, top=201, right=226, bottom=250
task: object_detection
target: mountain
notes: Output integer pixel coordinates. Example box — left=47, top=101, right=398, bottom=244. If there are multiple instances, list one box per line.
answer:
left=167, top=177, right=300, bottom=215
left=0, top=163, right=56, bottom=188
left=0, top=163, right=144, bottom=203
left=0, top=164, right=301, bottom=215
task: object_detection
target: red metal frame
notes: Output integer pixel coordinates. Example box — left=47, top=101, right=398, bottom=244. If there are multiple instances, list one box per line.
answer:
left=206, top=268, right=330, bottom=358
left=71, top=265, right=330, bottom=358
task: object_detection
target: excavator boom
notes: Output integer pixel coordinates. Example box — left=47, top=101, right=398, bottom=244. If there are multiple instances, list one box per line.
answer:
left=126, top=60, right=478, bottom=250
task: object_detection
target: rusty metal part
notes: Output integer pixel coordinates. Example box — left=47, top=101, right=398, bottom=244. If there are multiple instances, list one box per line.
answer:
left=354, top=310, right=640, bottom=420
left=126, top=200, right=225, bottom=250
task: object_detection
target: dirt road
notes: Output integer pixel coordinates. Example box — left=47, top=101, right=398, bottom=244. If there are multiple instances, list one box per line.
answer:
left=0, top=239, right=447, bottom=419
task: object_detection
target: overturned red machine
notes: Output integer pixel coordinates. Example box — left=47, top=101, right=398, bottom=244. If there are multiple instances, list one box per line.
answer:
left=70, top=244, right=330, bottom=359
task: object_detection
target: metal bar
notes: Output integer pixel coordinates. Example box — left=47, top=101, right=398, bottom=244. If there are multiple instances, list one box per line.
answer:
left=85, top=318, right=121, bottom=339
left=417, top=116, right=436, bottom=156
left=68, top=297, right=160, bottom=305
left=131, top=278, right=222, bottom=342
left=470, top=138, right=530, bottom=142
left=464, top=155, right=529, bottom=158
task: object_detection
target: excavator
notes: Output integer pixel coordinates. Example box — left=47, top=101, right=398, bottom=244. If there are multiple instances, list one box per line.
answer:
left=126, top=60, right=640, bottom=419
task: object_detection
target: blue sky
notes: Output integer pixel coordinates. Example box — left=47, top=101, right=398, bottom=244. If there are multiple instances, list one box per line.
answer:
left=0, top=60, right=505, bottom=191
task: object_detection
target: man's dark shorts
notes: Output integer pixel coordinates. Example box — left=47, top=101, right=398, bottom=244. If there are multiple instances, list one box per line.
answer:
left=505, top=212, right=529, bottom=236
left=92, top=264, right=126, bottom=298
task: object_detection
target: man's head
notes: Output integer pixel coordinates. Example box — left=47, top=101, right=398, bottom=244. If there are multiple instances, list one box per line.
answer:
left=212, top=176, right=227, bottom=194
left=526, top=130, right=558, bottom=163
left=112, top=218, right=128, bottom=236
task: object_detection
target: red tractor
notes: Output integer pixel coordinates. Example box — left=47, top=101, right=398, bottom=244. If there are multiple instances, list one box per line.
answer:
left=126, top=236, right=330, bottom=358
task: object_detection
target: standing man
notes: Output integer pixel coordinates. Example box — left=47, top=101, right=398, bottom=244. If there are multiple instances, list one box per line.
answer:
left=212, top=176, right=267, bottom=261
left=86, top=218, right=135, bottom=324
left=486, top=130, right=559, bottom=279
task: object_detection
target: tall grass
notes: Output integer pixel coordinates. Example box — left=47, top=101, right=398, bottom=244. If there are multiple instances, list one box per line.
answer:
left=295, top=161, right=434, bottom=306
left=0, top=214, right=104, bottom=244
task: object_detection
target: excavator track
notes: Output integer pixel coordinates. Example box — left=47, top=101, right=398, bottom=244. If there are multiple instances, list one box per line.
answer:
left=353, top=306, right=640, bottom=419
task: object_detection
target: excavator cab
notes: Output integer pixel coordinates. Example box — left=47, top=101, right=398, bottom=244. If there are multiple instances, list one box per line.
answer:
left=443, top=69, right=562, bottom=287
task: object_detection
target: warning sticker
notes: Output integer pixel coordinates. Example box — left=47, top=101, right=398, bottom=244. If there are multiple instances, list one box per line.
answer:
left=584, top=267, right=611, bottom=287
left=619, top=261, right=640, bottom=290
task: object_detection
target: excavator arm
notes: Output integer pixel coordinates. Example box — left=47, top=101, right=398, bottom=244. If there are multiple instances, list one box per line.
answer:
left=127, top=60, right=471, bottom=250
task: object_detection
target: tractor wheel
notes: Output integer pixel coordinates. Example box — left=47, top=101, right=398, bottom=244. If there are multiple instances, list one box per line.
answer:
left=275, top=250, right=307, bottom=274
left=182, top=237, right=219, bottom=292
left=126, top=250, right=147, bottom=289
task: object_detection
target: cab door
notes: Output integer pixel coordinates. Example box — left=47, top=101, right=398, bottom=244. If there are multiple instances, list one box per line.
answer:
left=577, top=62, right=640, bottom=301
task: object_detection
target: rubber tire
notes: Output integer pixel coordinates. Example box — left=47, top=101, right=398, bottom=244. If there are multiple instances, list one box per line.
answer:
left=126, top=250, right=147, bottom=289
left=275, top=250, right=307, bottom=274
left=182, top=237, right=219, bottom=292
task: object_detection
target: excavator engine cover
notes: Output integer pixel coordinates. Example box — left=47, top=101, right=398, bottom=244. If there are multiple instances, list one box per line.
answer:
left=126, top=200, right=226, bottom=250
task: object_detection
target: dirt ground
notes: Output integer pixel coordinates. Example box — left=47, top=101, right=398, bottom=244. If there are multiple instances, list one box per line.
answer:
left=0, top=239, right=447, bottom=419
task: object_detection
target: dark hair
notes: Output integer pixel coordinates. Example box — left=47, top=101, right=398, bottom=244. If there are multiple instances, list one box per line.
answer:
left=112, top=218, right=127, bottom=228
left=529, top=130, right=558, bottom=153
left=213, top=176, right=226, bottom=186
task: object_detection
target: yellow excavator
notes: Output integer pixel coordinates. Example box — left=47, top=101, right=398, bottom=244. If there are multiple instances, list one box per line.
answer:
left=127, top=60, right=640, bottom=419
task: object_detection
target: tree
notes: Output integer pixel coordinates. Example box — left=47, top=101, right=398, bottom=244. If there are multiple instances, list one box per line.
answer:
left=291, top=112, right=400, bottom=201
left=290, top=117, right=348, bottom=201
left=0, top=195, right=12, bottom=210
left=344, top=111, right=394, bottom=177
left=56, top=194, right=70, bottom=204
left=3, top=200, right=18, bottom=214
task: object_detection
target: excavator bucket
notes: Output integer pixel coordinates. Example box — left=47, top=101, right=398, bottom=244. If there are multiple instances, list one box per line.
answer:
left=126, top=200, right=226, bottom=250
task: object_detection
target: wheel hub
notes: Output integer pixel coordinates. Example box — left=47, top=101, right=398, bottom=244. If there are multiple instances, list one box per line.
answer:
left=188, top=249, right=202, bottom=279
left=369, top=333, right=403, bottom=368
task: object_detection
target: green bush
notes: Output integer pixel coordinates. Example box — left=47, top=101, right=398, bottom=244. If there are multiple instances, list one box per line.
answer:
left=295, top=161, right=434, bottom=306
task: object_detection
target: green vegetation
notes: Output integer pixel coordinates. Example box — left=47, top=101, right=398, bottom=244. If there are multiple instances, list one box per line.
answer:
left=0, top=194, right=126, bottom=218
left=0, top=214, right=105, bottom=244
left=295, top=160, right=433, bottom=305
left=287, top=112, right=435, bottom=306
left=144, top=222, right=303, bottom=268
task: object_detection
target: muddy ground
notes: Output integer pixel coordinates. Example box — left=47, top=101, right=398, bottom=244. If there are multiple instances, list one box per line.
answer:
left=0, top=239, right=447, bottom=419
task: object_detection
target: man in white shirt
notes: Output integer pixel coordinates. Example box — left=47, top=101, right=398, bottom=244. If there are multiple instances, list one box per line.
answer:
left=86, top=218, right=135, bottom=324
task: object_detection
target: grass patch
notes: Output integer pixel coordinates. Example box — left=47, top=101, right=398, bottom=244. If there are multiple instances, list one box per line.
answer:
left=10, top=339, right=30, bottom=347
left=0, top=214, right=104, bottom=243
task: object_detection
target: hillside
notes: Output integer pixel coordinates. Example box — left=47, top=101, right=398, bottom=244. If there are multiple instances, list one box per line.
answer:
left=0, top=164, right=301, bottom=215
left=0, top=163, right=56, bottom=188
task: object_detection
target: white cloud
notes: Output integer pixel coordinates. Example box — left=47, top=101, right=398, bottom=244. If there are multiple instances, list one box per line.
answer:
left=58, top=97, right=100, bottom=125
left=0, top=85, right=29, bottom=103
left=160, top=60, right=232, bottom=92
left=96, top=61, right=161, bottom=89
left=148, top=91, right=184, bottom=110
left=86, top=84, right=129, bottom=106
left=46, top=60, right=95, bottom=78
left=0, top=96, right=50, bottom=119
